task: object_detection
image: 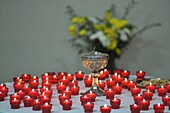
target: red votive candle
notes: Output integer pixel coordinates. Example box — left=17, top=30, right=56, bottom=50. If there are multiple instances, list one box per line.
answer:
left=0, top=86, right=8, bottom=96
left=131, top=86, right=141, bottom=96
left=165, top=83, right=170, bottom=93
left=106, top=78, right=116, bottom=88
left=146, top=82, right=156, bottom=93
left=83, top=102, right=94, bottom=112
left=42, top=81, right=52, bottom=89
left=112, top=83, right=122, bottom=94
left=16, top=90, right=25, bottom=100
left=41, top=73, right=52, bottom=80
left=56, top=82, right=66, bottom=93
left=162, top=95, right=170, bottom=106
left=115, top=75, right=124, bottom=84
left=110, top=98, right=121, bottom=109
left=21, top=74, right=31, bottom=83
left=22, top=85, right=31, bottom=95
left=121, top=70, right=130, bottom=79
left=80, top=95, right=90, bottom=105
left=41, top=96, right=51, bottom=104
left=100, top=104, right=111, bottom=113
left=136, top=70, right=145, bottom=81
left=59, top=93, right=69, bottom=105
left=43, top=88, right=52, bottom=97
left=62, top=88, right=71, bottom=99
left=0, top=91, right=5, bottom=101
left=157, top=86, right=167, bottom=97
left=130, top=104, right=140, bottom=113
left=28, top=89, right=38, bottom=99
left=0, top=83, right=6, bottom=89
left=86, top=91, right=96, bottom=102
left=111, top=73, right=118, bottom=80
left=98, top=71, right=106, bottom=80
left=42, top=102, right=52, bottom=113
left=32, top=99, right=41, bottom=110
left=30, top=76, right=39, bottom=81
left=105, top=89, right=115, bottom=99
left=39, top=92, right=49, bottom=100
left=58, top=72, right=67, bottom=79
left=139, top=99, right=150, bottom=110
left=29, top=80, right=39, bottom=89
left=23, top=96, right=33, bottom=107
left=66, top=74, right=74, bottom=81
left=13, top=77, right=20, bottom=82
left=127, top=81, right=137, bottom=90
left=84, top=77, right=92, bottom=87
left=69, top=80, right=78, bottom=87
left=98, top=80, right=105, bottom=90
left=62, top=99, right=72, bottom=110
left=134, top=94, right=144, bottom=104
left=121, top=78, right=130, bottom=88
left=143, top=90, right=153, bottom=100
left=70, top=85, right=79, bottom=95
left=10, top=98, right=21, bottom=109
left=60, top=76, right=69, bottom=86
left=104, top=69, right=110, bottom=78
left=10, top=93, right=21, bottom=100
left=51, top=75, right=59, bottom=84
left=167, top=101, right=170, bottom=110
left=75, top=71, right=84, bottom=80
left=153, top=103, right=164, bottom=113
left=14, top=82, right=24, bottom=92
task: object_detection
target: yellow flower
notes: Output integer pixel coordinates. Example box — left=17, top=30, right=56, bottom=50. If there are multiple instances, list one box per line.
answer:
left=105, top=10, right=111, bottom=21
left=79, top=17, right=86, bottom=24
left=69, top=25, right=76, bottom=36
left=94, top=24, right=102, bottom=30
left=79, top=29, right=87, bottom=36
left=110, top=18, right=128, bottom=29
left=107, top=39, right=118, bottom=50
left=115, top=48, right=121, bottom=55
left=104, top=28, right=116, bottom=39
left=71, top=17, right=79, bottom=23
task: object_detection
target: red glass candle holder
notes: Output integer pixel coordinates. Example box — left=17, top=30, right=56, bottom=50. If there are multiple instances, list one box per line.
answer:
left=115, top=75, right=124, bottom=84
left=59, top=93, right=69, bottom=105
left=69, top=80, right=78, bottom=87
left=10, top=98, right=21, bottom=109
left=62, top=89, right=71, bottom=99
left=110, top=98, right=121, bottom=109
left=86, top=91, right=96, bottom=102
left=51, top=75, right=59, bottom=84
left=75, top=71, right=84, bottom=80
left=42, top=102, right=52, bottom=113
left=62, top=99, right=72, bottom=110
left=0, top=91, right=5, bottom=101
left=32, top=99, right=41, bottom=111
left=29, top=80, right=39, bottom=89
left=165, top=83, right=170, bottom=93
left=70, top=85, right=79, bottom=95
left=146, top=83, right=156, bottom=93
left=112, top=83, right=122, bottom=94
left=130, top=104, right=140, bottom=113
left=0, top=87, right=8, bottom=96
left=121, top=78, right=130, bottom=88
left=80, top=95, right=90, bottom=105
left=22, top=85, right=31, bottom=95
left=58, top=72, right=67, bottom=79
left=157, top=86, right=167, bottom=97
left=66, top=74, right=74, bottom=81
left=60, top=76, right=69, bottom=86
left=127, top=81, right=137, bottom=90
left=83, top=102, right=94, bottom=112
left=136, top=70, right=145, bottom=81
left=162, top=95, right=170, bottom=106
left=16, top=90, right=25, bottom=100
left=121, top=70, right=130, bottom=79
left=98, top=71, right=106, bottom=80
left=23, top=96, right=33, bottom=107
left=153, top=103, right=165, bottom=113
left=105, top=89, right=115, bottom=99
left=28, top=89, right=38, bottom=99
left=104, top=69, right=110, bottom=78
left=56, top=82, right=66, bottom=93
left=106, top=78, right=116, bottom=88
left=21, top=74, right=31, bottom=83
left=84, top=77, right=92, bottom=87
left=100, top=104, right=111, bottom=113
left=114, top=69, right=123, bottom=74
left=139, top=99, right=150, bottom=110
left=131, top=86, right=141, bottom=96
left=133, top=94, right=144, bottom=104
left=143, top=90, right=153, bottom=101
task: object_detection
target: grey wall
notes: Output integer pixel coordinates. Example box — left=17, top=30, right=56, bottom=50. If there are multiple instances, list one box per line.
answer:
left=0, top=0, right=170, bottom=83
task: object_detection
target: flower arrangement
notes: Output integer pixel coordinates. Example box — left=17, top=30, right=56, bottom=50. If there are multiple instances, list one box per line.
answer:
left=66, top=0, right=161, bottom=72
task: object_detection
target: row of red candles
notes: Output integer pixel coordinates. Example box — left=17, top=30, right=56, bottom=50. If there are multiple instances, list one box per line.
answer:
left=0, top=69, right=170, bottom=113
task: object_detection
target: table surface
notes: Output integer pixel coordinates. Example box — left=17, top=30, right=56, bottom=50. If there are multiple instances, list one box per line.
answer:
left=0, top=75, right=170, bottom=113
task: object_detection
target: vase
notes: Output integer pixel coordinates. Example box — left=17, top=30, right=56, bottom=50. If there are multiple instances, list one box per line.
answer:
left=106, top=52, right=116, bottom=74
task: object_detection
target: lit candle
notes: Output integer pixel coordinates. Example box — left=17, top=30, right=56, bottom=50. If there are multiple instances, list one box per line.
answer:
left=98, top=71, right=106, bottom=80
left=130, top=104, right=140, bottom=113
left=41, top=73, right=52, bottom=80
left=86, top=91, right=96, bottom=102
left=114, top=69, right=123, bottom=74
left=139, top=99, right=150, bottom=110
left=41, top=96, right=51, bottom=104
left=59, top=93, right=69, bottom=105
left=51, top=75, right=59, bottom=84
left=111, top=73, right=118, bottom=80
left=110, top=98, right=121, bottom=109
left=143, top=90, right=153, bottom=100
left=157, top=86, right=167, bottom=96
left=23, top=96, right=33, bottom=107
left=100, top=104, right=111, bottom=113
left=21, top=74, right=31, bottom=83
left=0, top=86, right=8, bottom=96
left=30, top=76, right=39, bottom=81
left=165, top=82, right=170, bottom=93
left=32, top=99, right=41, bottom=111
left=83, top=102, right=94, bottom=112
left=13, top=82, right=24, bottom=92
left=10, top=98, right=21, bottom=109
left=84, top=77, right=92, bottom=87
left=62, top=88, right=71, bottom=99
left=106, top=78, right=116, bottom=88
left=121, top=70, right=130, bottom=79
left=162, top=95, right=170, bottom=106
left=127, top=81, right=136, bottom=90
left=66, top=74, right=74, bottom=81
left=43, top=88, right=53, bottom=97
left=22, top=85, right=31, bottom=95
left=105, top=89, right=115, bottom=99
left=70, top=85, right=80, bottom=95
left=29, top=80, right=39, bottom=89
left=60, top=76, right=69, bottom=86
left=10, top=93, right=21, bottom=100
left=69, top=80, right=78, bottom=87
left=28, top=89, right=38, bottom=99
left=16, top=90, right=25, bottom=100
left=121, top=78, right=130, bottom=88
left=56, top=82, right=66, bottom=93
left=42, top=102, right=52, bottom=113
left=104, top=69, right=110, bottom=78
left=112, top=83, right=122, bottom=94
left=115, top=75, right=123, bottom=83
left=136, top=70, right=146, bottom=81
left=153, top=103, right=165, bottom=113
left=75, top=71, right=84, bottom=80
left=42, top=81, right=52, bottom=89
left=98, top=80, right=105, bottom=90
left=62, top=99, right=72, bottom=110
left=58, top=72, right=67, bottom=79
left=133, top=94, right=144, bottom=104
left=146, top=82, right=156, bottom=93
left=130, top=86, right=141, bottom=96
left=80, top=95, right=90, bottom=105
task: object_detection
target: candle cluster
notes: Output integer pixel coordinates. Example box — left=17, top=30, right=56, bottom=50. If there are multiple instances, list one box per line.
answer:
left=1, top=69, right=170, bottom=113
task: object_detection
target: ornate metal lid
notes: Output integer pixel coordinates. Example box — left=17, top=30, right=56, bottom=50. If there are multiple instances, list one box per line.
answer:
left=81, top=51, right=109, bottom=60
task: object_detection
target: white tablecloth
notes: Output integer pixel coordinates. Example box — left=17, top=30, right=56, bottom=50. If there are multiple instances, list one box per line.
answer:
left=0, top=75, right=170, bottom=113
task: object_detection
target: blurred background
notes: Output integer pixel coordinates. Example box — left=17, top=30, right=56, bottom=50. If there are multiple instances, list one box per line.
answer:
left=0, top=0, right=170, bottom=83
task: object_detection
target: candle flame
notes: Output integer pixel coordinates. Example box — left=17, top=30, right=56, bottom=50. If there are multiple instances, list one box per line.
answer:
left=147, top=89, right=150, bottom=92
left=104, top=104, right=107, bottom=107
left=27, top=96, right=30, bottom=98
left=24, top=74, right=27, bottom=76
left=65, top=99, right=69, bottom=102
left=14, top=93, right=17, bottom=96
left=78, top=71, right=82, bottom=74
left=90, top=90, right=92, bottom=94
left=84, top=95, right=87, bottom=97
left=45, top=102, right=48, bottom=105
left=63, top=93, right=66, bottom=96
left=116, top=83, right=119, bottom=86
left=138, top=94, right=141, bottom=96
left=73, top=85, right=76, bottom=87
left=114, top=73, right=118, bottom=76
left=149, top=82, right=152, bottom=85
left=14, top=98, right=17, bottom=100
left=134, top=86, right=137, bottom=88
left=36, top=99, right=39, bottom=102
left=68, top=74, right=71, bottom=76
left=100, top=71, right=104, bottom=74
left=166, top=95, right=168, bottom=98
left=33, top=76, right=36, bottom=79
left=66, top=88, right=69, bottom=91
left=45, top=73, right=48, bottom=76
left=134, top=104, right=137, bottom=107
left=87, top=102, right=90, bottom=104
left=109, top=89, right=112, bottom=91
left=63, top=76, right=66, bottom=79
left=53, top=75, right=56, bottom=78
left=124, top=78, right=127, bottom=81
left=60, top=82, right=63, bottom=85
left=114, top=98, right=117, bottom=101
left=139, top=70, right=143, bottom=73
left=161, top=85, right=164, bottom=88
left=118, top=75, right=121, bottom=78
left=130, top=81, right=133, bottom=83
left=72, top=80, right=74, bottom=83
left=99, top=80, right=102, bottom=83
left=143, top=99, right=146, bottom=102
left=158, top=103, right=160, bottom=106
left=110, top=78, right=112, bottom=81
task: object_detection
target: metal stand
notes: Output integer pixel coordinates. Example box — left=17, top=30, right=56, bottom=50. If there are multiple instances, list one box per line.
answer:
left=81, top=73, right=105, bottom=96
